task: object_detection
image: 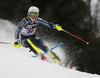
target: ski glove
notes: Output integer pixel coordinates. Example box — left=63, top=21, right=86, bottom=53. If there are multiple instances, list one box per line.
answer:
left=14, top=39, right=21, bottom=48
left=15, top=39, right=20, bottom=44
left=54, top=24, right=63, bottom=31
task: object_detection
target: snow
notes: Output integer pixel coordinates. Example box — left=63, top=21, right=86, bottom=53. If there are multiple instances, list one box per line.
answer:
left=0, top=44, right=100, bottom=78
left=0, top=19, right=100, bottom=78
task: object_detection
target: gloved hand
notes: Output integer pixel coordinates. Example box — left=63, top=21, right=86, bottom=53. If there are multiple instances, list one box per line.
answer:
left=14, top=39, right=21, bottom=48
left=54, top=24, right=63, bottom=31
left=15, top=39, right=20, bottom=45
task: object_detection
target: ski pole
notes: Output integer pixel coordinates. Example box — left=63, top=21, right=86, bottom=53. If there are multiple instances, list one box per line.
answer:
left=0, top=42, right=21, bottom=48
left=0, top=42, right=12, bottom=44
left=56, top=26, right=89, bottom=44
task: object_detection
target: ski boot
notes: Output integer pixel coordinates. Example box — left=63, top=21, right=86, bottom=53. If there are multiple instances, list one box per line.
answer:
left=41, top=55, right=47, bottom=60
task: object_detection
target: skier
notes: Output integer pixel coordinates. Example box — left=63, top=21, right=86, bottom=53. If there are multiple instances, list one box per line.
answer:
left=14, top=6, right=65, bottom=66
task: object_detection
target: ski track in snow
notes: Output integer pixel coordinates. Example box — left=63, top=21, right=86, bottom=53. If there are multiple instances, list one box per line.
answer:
left=0, top=19, right=100, bottom=78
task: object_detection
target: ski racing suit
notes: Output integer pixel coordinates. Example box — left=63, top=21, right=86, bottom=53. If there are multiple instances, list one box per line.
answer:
left=15, top=16, right=61, bottom=63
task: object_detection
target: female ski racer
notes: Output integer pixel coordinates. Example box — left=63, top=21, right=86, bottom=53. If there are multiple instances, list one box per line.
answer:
left=15, top=6, right=65, bottom=66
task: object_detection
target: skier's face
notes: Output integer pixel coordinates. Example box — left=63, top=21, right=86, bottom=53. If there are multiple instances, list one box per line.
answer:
left=29, top=12, right=39, bottom=19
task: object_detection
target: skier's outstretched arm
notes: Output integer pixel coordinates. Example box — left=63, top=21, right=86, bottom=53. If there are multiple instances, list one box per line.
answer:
left=37, top=18, right=62, bottom=29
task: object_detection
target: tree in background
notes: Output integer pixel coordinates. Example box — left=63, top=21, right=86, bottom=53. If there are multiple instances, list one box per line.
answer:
left=75, top=0, right=100, bottom=74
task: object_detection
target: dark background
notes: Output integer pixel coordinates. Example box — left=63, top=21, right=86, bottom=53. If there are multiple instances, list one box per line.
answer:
left=0, top=0, right=100, bottom=75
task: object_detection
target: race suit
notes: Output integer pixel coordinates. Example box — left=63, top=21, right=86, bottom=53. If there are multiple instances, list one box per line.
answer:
left=15, top=16, right=54, bottom=39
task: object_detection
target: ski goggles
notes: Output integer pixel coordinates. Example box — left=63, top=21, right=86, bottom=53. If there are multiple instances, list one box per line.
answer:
left=29, top=12, right=39, bottom=18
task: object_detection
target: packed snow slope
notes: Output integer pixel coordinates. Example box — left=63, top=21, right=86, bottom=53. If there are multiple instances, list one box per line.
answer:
left=0, top=19, right=100, bottom=78
left=0, top=44, right=100, bottom=78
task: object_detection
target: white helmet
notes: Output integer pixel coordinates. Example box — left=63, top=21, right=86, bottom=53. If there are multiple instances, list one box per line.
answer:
left=28, top=6, right=39, bottom=13
left=28, top=6, right=39, bottom=19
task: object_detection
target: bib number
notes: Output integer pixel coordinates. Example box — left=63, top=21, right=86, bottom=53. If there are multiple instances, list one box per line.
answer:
left=27, top=29, right=34, bottom=34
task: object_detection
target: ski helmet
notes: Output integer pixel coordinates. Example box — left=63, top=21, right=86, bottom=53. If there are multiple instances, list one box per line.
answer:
left=28, top=6, right=39, bottom=19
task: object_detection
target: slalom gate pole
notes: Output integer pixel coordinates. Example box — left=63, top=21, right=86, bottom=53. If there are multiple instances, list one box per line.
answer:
left=41, top=42, right=63, bottom=55
left=62, top=29, right=89, bottom=44
left=32, top=42, right=63, bottom=57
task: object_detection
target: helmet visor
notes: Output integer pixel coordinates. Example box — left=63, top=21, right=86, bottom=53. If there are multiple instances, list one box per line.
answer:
left=29, top=12, right=39, bottom=18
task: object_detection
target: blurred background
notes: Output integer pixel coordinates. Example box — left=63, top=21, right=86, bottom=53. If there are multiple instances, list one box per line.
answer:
left=0, top=0, right=100, bottom=75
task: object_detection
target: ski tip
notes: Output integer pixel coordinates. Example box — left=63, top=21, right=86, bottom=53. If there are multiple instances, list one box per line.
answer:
left=31, top=56, right=37, bottom=57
